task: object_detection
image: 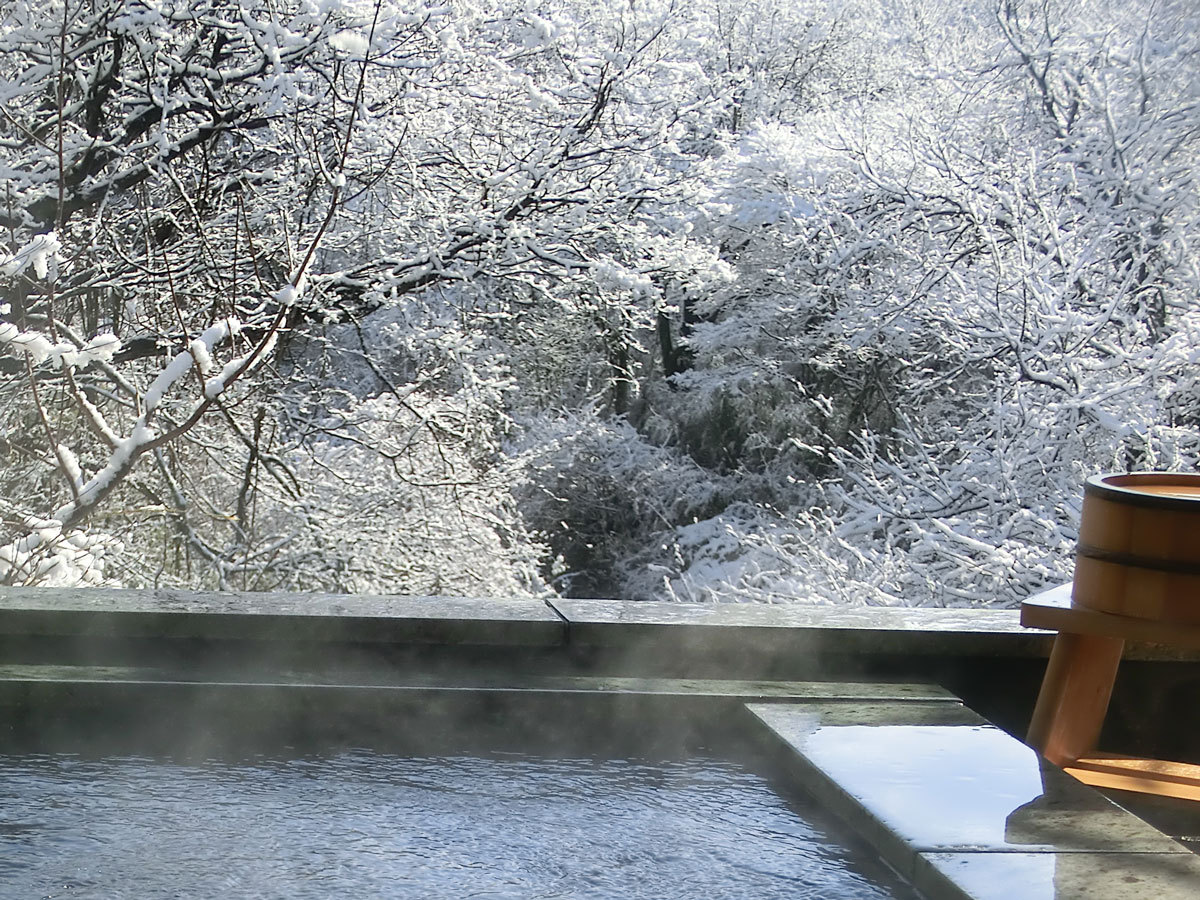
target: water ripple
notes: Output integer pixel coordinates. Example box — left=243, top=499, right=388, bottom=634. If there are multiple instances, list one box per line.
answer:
left=0, top=751, right=910, bottom=899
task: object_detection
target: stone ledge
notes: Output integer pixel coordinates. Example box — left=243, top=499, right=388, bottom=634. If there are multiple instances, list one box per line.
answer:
left=745, top=699, right=1197, bottom=899
left=0, top=663, right=956, bottom=701
left=2, top=586, right=1197, bottom=662
left=0, top=587, right=565, bottom=646
left=549, top=597, right=1051, bottom=659
left=914, top=851, right=1200, bottom=900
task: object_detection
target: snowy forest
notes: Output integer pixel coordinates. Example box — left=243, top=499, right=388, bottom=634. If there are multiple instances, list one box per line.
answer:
left=1, top=0, right=1197, bottom=607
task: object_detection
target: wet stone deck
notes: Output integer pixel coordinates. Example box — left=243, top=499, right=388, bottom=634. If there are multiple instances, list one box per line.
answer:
left=749, top=701, right=1200, bottom=900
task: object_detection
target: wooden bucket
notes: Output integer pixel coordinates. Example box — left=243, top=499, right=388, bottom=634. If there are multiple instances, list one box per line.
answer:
left=1073, top=472, right=1200, bottom=623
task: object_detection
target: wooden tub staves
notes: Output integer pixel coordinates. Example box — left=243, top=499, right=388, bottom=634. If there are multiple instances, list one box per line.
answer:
left=1073, top=472, right=1200, bottom=624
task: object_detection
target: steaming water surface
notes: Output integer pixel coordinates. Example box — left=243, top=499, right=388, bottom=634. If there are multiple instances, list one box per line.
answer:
left=0, top=750, right=908, bottom=899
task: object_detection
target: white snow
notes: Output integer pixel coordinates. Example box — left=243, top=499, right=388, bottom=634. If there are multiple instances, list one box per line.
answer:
left=0, top=233, right=61, bottom=280
left=330, top=31, right=369, bottom=56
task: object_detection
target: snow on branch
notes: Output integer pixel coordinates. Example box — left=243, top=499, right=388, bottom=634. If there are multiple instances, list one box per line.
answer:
left=54, top=318, right=248, bottom=525
left=1, top=301, right=279, bottom=581
left=0, top=232, right=61, bottom=280
left=0, top=324, right=122, bottom=369
left=0, top=516, right=112, bottom=587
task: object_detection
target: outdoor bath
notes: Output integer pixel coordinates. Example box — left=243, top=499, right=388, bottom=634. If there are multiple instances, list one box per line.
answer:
left=1, top=587, right=1199, bottom=899
left=0, top=690, right=918, bottom=899
left=3, top=0, right=1198, bottom=896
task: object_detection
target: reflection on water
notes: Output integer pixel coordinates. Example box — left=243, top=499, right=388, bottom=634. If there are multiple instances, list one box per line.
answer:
left=0, top=751, right=909, bottom=899
left=800, top=724, right=1048, bottom=848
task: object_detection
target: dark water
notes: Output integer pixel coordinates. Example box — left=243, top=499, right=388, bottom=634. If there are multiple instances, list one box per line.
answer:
left=0, top=750, right=910, bottom=899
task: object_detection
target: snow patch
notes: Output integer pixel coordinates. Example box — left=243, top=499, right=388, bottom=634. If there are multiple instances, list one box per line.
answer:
left=0, top=233, right=62, bottom=280
left=330, top=30, right=370, bottom=56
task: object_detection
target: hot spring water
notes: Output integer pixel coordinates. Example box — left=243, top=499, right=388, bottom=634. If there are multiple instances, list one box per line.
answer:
left=0, top=748, right=915, bottom=898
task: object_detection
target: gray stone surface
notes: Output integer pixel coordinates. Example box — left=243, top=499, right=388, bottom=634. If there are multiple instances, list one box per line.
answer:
left=549, top=597, right=1055, bottom=659
left=1, top=587, right=1194, bottom=662
left=516, top=676, right=958, bottom=701
left=915, top=852, right=1200, bottom=900
left=0, top=664, right=954, bottom=702
left=743, top=699, right=1195, bottom=898
left=552, top=598, right=1031, bottom=633
left=0, top=587, right=565, bottom=645
left=749, top=701, right=1186, bottom=857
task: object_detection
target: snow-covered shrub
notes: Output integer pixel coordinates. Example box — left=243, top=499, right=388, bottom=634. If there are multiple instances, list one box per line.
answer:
left=511, top=408, right=730, bottom=596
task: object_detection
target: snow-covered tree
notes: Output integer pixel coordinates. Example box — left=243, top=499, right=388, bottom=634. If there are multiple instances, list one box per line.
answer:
left=2, top=0, right=1196, bottom=608
left=626, top=0, right=1200, bottom=606
left=0, top=0, right=721, bottom=590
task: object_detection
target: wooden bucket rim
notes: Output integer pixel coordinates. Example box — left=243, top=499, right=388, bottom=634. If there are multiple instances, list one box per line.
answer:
left=1085, top=472, right=1200, bottom=511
